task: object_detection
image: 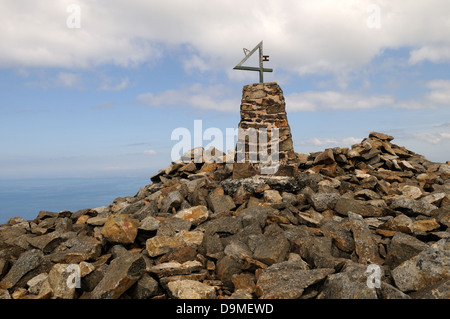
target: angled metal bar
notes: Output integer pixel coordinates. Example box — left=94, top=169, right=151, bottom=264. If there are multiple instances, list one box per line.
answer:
left=234, top=40, right=263, bottom=68
left=233, top=66, right=273, bottom=72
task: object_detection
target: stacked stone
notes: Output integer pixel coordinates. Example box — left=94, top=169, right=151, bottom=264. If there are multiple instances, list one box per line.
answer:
left=233, top=82, right=299, bottom=179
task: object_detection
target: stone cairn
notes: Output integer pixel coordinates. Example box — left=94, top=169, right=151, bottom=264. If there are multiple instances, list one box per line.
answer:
left=233, top=82, right=299, bottom=179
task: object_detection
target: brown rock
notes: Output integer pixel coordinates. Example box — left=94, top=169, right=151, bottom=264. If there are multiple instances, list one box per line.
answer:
left=44, top=264, right=77, bottom=299
left=90, top=253, right=146, bottom=299
left=263, top=189, right=283, bottom=203
left=146, top=235, right=184, bottom=257
left=148, top=261, right=203, bottom=277
left=174, top=205, right=209, bottom=226
left=232, top=273, right=256, bottom=293
left=314, top=149, right=335, bottom=165
left=335, top=198, right=380, bottom=217
left=412, top=218, right=440, bottom=232
left=369, top=132, right=394, bottom=141
left=167, top=280, right=216, bottom=299
left=101, top=214, right=139, bottom=244
left=379, top=214, right=414, bottom=234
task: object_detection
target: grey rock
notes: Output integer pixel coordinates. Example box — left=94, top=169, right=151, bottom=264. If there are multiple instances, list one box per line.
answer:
left=224, top=240, right=253, bottom=261
left=161, top=191, right=184, bottom=213
left=116, top=200, right=145, bottom=215
left=409, top=279, right=450, bottom=299
left=201, top=233, right=224, bottom=259
left=390, top=197, right=437, bottom=216
left=294, top=234, right=333, bottom=266
left=157, top=216, right=191, bottom=236
left=335, top=199, right=381, bottom=217
left=256, top=263, right=334, bottom=299
left=392, top=239, right=450, bottom=292
left=216, top=255, right=244, bottom=288
left=386, top=232, right=429, bottom=268
left=320, top=220, right=355, bottom=253
left=310, top=193, right=340, bottom=212
left=206, top=193, right=236, bottom=215
left=129, top=273, right=161, bottom=299
left=378, top=282, right=411, bottom=299
left=26, top=232, right=69, bottom=254
left=253, top=233, right=289, bottom=265
left=0, top=249, right=43, bottom=289
left=27, top=273, right=48, bottom=295
left=239, top=206, right=272, bottom=228
left=348, top=212, right=381, bottom=264
left=204, top=216, right=242, bottom=236
left=316, top=261, right=378, bottom=299
left=138, top=216, right=161, bottom=232
left=50, top=236, right=102, bottom=264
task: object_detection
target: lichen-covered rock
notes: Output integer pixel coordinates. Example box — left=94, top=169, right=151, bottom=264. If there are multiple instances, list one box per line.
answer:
left=392, top=239, right=450, bottom=292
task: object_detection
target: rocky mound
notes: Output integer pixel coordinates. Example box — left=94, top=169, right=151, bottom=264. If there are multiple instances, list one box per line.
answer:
left=0, top=132, right=449, bottom=299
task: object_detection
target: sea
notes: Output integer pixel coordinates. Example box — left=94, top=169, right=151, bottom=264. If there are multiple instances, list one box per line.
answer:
left=0, top=177, right=152, bottom=225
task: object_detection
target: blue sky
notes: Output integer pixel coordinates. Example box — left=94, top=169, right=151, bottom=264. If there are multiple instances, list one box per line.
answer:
left=1, top=0, right=449, bottom=180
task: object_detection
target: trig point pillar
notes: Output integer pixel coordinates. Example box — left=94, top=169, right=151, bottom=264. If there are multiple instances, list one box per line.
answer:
left=232, top=82, right=299, bottom=179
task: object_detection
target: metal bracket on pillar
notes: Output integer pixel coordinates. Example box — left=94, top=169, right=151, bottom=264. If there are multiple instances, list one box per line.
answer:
left=233, top=40, right=273, bottom=83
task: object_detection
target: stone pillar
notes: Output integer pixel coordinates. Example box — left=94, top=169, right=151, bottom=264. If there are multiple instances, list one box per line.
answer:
left=232, top=82, right=299, bottom=179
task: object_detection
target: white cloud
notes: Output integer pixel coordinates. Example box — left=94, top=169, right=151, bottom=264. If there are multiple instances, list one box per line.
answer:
left=286, top=78, right=450, bottom=112
left=143, top=149, right=157, bottom=155
left=411, top=131, right=450, bottom=144
left=57, top=72, right=80, bottom=87
left=424, top=80, right=450, bottom=105
left=296, top=137, right=362, bottom=147
left=25, top=71, right=81, bottom=88
left=285, top=91, right=395, bottom=112
left=137, top=83, right=239, bottom=112
left=1, top=0, right=450, bottom=77
left=409, top=46, right=450, bottom=64
left=99, top=77, right=130, bottom=91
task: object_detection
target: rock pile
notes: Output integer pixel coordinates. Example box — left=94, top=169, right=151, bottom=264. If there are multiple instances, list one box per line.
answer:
left=0, top=132, right=449, bottom=299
